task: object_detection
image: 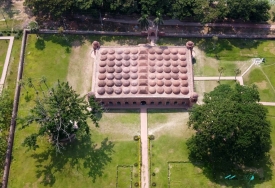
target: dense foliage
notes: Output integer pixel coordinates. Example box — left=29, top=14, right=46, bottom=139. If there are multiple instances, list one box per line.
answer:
left=24, top=0, right=271, bottom=22
left=187, top=84, right=271, bottom=170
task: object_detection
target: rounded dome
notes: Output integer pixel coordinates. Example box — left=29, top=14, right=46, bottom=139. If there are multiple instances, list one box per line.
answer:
left=180, top=56, right=186, bottom=61
left=172, top=61, right=178, bottom=67
left=181, top=80, right=188, bottom=86
left=101, top=50, right=108, bottom=55
left=157, top=87, right=164, bottom=94
left=122, top=74, right=130, bottom=80
left=172, top=87, right=180, bottom=94
left=115, top=61, right=122, bottom=67
left=179, top=67, right=187, bottom=73
left=149, top=61, right=156, bottom=66
left=149, top=87, right=156, bottom=94
left=164, top=87, right=172, bottom=94
left=131, top=67, right=138, bottom=73
left=180, top=74, right=188, bottom=80
left=116, top=49, right=123, bottom=54
left=148, top=48, right=155, bottom=54
left=98, top=74, right=106, bottom=80
left=155, top=48, right=163, bottom=54
left=115, top=74, right=122, bottom=80
left=173, top=80, right=180, bottom=87
left=178, top=49, right=186, bottom=55
left=99, top=61, right=107, bottom=67
left=186, top=41, right=194, bottom=48
left=108, top=49, right=115, bottom=54
left=156, top=74, right=164, bottom=80
left=172, top=67, right=179, bottom=73
left=107, top=67, right=115, bottom=73
left=115, top=67, right=122, bottom=73
left=131, top=87, right=138, bottom=94
left=149, top=55, right=156, bottom=60
left=149, top=80, right=156, bottom=86
left=149, top=74, right=156, bottom=79
left=107, top=61, right=115, bottom=67
left=171, top=49, right=178, bottom=54
left=164, top=74, right=171, bottom=80
left=100, top=55, right=107, bottom=61
left=106, top=73, right=114, bottom=80
left=157, top=61, right=163, bottom=67
left=97, top=88, right=105, bottom=95
left=124, top=49, right=130, bottom=54
left=123, top=67, right=130, bottom=73
left=164, top=55, right=170, bottom=61
left=157, top=67, right=163, bottom=73
left=180, top=61, right=187, bottom=67
left=99, top=67, right=106, bottom=73
left=131, top=55, right=138, bottom=60
left=131, top=49, right=138, bottom=54
left=106, top=80, right=114, bottom=87
left=98, top=80, right=106, bottom=87
left=124, top=55, right=130, bottom=60
left=163, top=49, right=170, bottom=55
left=164, top=67, right=171, bottom=73
left=191, top=92, right=198, bottom=99
left=114, top=87, right=122, bottom=94
left=149, top=67, right=156, bottom=73
left=107, top=55, right=115, bottom=61
left=131, top=80, right=138, bottom=86
left=181, top=87, right=189, bottom=94
left=131, top=73, right=138, bottom=79
left=171, top=74, right=179, bottom=80
left=114, top=80, right=122, bottom=86
left=164, top=80, right=172, bottom=86
left=156, top=80, right=164, bottom=86
left=115, top=55, right=123, bottom=60
left=122, top=80, right=130, bottom=87
left=123, top=61, right=130, bottom=67
left=123, top=87, right=130, bottom=94
left=106, top=87, right=114, bottom=94
left=171, top=55, right=178, bottom=61
left=157, top=56, right=163, bottom=61
left=131, top=61, right=138, bottom=66
left=164, top=61, right=171, bottom=67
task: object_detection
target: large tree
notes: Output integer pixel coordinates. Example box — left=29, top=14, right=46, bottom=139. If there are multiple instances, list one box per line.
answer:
left=21, top=80, right=103, bottom=152
left=187, top=84, right=271, bottom=170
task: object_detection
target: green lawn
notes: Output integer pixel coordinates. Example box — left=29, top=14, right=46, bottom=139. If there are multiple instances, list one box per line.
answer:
left=0, top=39, right=9, bottom=76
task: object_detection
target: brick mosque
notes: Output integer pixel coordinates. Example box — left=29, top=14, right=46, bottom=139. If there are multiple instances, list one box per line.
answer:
left=90, top=40, right=198, bottom=107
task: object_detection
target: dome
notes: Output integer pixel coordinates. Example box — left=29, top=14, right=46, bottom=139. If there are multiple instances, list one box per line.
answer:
left=131, top=80, right=138, bottom=86
left=115, top=74, right=122, bottom=80
left=171, top=55, right=178, bottom=61
left=131, top=61, right=138, bottom=66
left=98, top=80, right=106, bottom=87
left=148, top=48, right=155, bottom=54
left=164, top=80, right=172, bottom=86
left=122, top=80, right=130, bottom=87
left=106, top=80, right=114, bottom=87
left=164, top=67, right=171, bottom=73
left=107, top=67, right=115, bottom=73
left=131, top=49, right=138, bottom=54
left=106, top=73, right=114, bottom=80
left=107, top=55, right=115, bottom=61
left=164, top=74, right=171, bottom=80
left=164, top=55, right=170, bottom=61
left=171, top=61, right=178, bottom=67
left=97, top=88, right=105, bottom=95
left=100, top=55, right=107, bottom=61
left=123, top=67, right=130, bottom=73
left=124, top=55, right=130, bottom=60
left=115, top=67, right=122, bottom=73
left=163, top=49, right=170, bottom=55
left=191, top=92, right=198, bottom=99
left=122, top=74, right=130, bottom=80
left=149, top=67, right=156, bottom=73
left=155, top=48, right=163, bottom=54
left=107, top=61, right=115, bottom=67
left=186, top=41, right=194, bottom=48
left=181, top=80, right=188, bottom=86
left=164, top=61, right=171, bottom=67
left=101, top=49, right=108, bottom=55
left=173, top=80, right=180, bottom=86
left=149, top=55, right=156, bottom=60
left=180, top=74, right=188, bottom=80
left=149, top=87, right=156, bottom=94
left=108, top=49, right=115, bottom=54
left=106, top=87, right=114, bottom=94
left=156, top=74, right=164, bottom=80
left=178, top=49, right=186, bottom=55
left=115, top=55, right=123, bottom=60
left=164, top=87, right=172, bottom=94
left=124, top=49, right=130, bottom=54
left=180, top=56, right=186, bottom=61
left=123, top=61, right=130, bottom=67
left=157, top=61, right=163, bottom=67
left=181, top=87, right=189, bottom=94
left=157, top=67, right=163, bottom=73
left=131, top=67, right=138, bottom=73
left=123, top=87, right=130, bottom=94
left=131, top=55, right=138, bottom=60
left=114, top=80, right=122, bottom=86
left=179, top=61, right=187, bottom=67
left=171, top=73, right=179, bottom=80
left=172, top=87, right=180, bottom=94
left=172, top=67, right=179, bottom=73
left=149, top=80, right=156, bottom=86
left=171, top=49, right=178, bottom=54
left=149, top=61, right=156, bottom=66
left=156, top=80, right=164, bottom=86
left=179, top=67, right=187, bottom=73
left=157, top=56, right=163, bottom=61
left=116, top=49, right=123, bottom=54
left=149, top=74, right=156, bottom=79
left=131, top=73, right=138, bottom=79
left=99, top=67, right=106, bottom=73
left=115, top=61, right=122, bottom=67
left=157, top=87, right=164, bottom=94
left=98, top=74, right=106, bottom=80
left=131, top=87, right=138, bottom=94
left=114, top=87, right=122, bottom=94
left=99, top=61, right=107, bottom=67
left=92, top=41, right=100, bottom=49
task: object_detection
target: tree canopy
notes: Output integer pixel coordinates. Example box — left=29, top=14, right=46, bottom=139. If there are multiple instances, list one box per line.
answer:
left=187, top=84, right=271, bottom=170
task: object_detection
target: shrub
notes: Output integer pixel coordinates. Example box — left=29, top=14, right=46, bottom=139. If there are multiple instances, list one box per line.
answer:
left=134, top=162, right=138, bottom=167
left=134, top=173, right=138, bottom=177
left=0, top=32, right=2, bottom=36
left=133, top=135, right=140, bottom=141
left=152, top=172, right=156, bottom=176
left=134, top=182, right=139, bottom=187
left=152, top=182, right=156, bottom=186
left=149, top=135, right=155, bottom=140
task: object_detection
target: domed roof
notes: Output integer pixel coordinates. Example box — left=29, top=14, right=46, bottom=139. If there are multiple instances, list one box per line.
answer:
left=179, top=61, right=187, bottom=67
left=131, top=73, right=138, bottom=79
left=172, top=87, right=180, bottom=94
left=164, top=80, right=172, bottom=86
left=114, top=87, right=122, bottom=94
left=149, top=74, right=156, bottom=79
left=123, top=67, right=130, bottom=73
left=97, top=88, right=105, bottom=95
left=131, top=55, right=138, bottom=60
left=106, top=87, right=114, bottom=94
left=131, top=49, right=139, bottom=54
left=116, top=49, right=123, bottom=54
left=178, top=49, right=186, bottom=55
left=99, top=67, right=106, bottom=73
left=164, top=74, right=171, bottom=80
left=156, top=74, right=164, bottom=80
left=99, top=61, right=107, bottom=67
left=180, top=74, right=188, bottom=80
left=124, top=55, right=130, bottom=60
left=98, top=80, right=106, bottom=87
left=131, top=87, right=138, bottom=94
left=171, top=73, right=179, bottom=80
left=173, top=80, right=180, bottom=86
left=122, top=80, right=130, bottom=87
left=186, top=41, right=194, bottom=48
left=107, top=55, right=115, bottom=61
left=155, top=48, right=163, bottom=54
left=157, top=67, right=163, bottom=73
left=157, top=87, right=164, bottom=94
left=101, top=49, right=108, bottom=55
left=164, top=55, right=170, bottom=61
left=100, top=55, right=107, bottom=61
left=131, top=80, right=138, bottom=86
left=108, top=49, right=115, bottom=54
left=180, top=56, right=186, bottom=61
left=157, top=61, right=163, bottom=67
left=181, top=87, right=189, bottom=94
left=107, top=67, right=115, bottom=73
left=149, top=80, right=156, bottom=86
left=115, top=55, right=123, bottom=60
left=149, top=55, right=156, bottom=60
left=122, top=73, right=130, bottom=80
left=98, top=74, right=106, bottom=80
left=114, top=80, right=122, bottom=86
left=123, top=87, right=130, bottom=94
left=181, top=80, right=188, bottom=86
left=149, top=61, right=156, bottom=66
left=115, top=61, right=122, bottom=67
left=115, top=67, right=122, bottom=73
left=123, top=61, right=130, bottom=67
left=164, top=61, right=171, bottom=67
left=124, top=49, right=130, bottom=54
left=148, top=48, right=155, bottom=54
left=164, top=87, right=172, bottom=94
left=164, top=67, right=171, bottom=73
left=191, top=92, right=198, bottom=99
left=115, top=74, right=122, bottom=80
left=171, top=67, right=179, bottom=73
left=157, top=56, right=163, bottom=61
left=106, top=73, right=114, bottom=80
left=131, top=61, right=138, bottom=66
left=131, top=67, right=138, bottom=73
left=179, top=67, right=187, bottom=73
left=149, top=67, right=156, bottom=73
left=106, top=80, right=114, bottom=87
left=171, top=55, right=178, bottom=61
left=107, top=61, right=115, bottom=67
left=156, top=80, right=164, bottom=86
left=163, top=49, right=170, bottom=55
left=149, top=87, right=156, bottom=94
left=92, top=41, right=100, bottom=49
left=171, top=49, right=178, bottom=54
left=171, top=61, right=178, bottom=67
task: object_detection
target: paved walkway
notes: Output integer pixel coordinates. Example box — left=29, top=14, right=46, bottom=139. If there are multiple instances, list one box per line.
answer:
left=194, top=76, right=244, bottom=85
left=259, top=102, right=275, bottom=106
left=140, top=107, right=149, bottom=188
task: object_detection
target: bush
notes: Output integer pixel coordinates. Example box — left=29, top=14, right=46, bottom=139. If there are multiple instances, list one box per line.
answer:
left=148, top=135, right=155, bottom=140
left=152, top=182, right=156, bottom=186
left=134, top=182, right=139, bottom=187
left=134, top=173, right=138, bottom=177
left=134, top=162, right=138, bottom=167
left=133, top=135, right=140, bottom=141
left=152, top=172, right=156, bottom=176
left=0, top=32, right=2, bottom=36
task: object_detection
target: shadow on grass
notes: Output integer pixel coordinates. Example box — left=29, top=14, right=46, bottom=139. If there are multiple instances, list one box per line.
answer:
left=31, top=135, right=114, bottom=186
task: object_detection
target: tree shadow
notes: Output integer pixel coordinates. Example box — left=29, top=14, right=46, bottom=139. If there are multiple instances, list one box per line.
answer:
left=30, top=136, right=114, bottom=186
left=35, top=38, right=46, bottom=50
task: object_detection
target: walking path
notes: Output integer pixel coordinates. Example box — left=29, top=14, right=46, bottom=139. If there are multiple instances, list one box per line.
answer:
left=194, top=76, right=244, bottom=85
left=0, top=36, right=14, bottom=94
left=259, top=102, right=275, bottom=106
left=140, top=107, right=149, bottom=188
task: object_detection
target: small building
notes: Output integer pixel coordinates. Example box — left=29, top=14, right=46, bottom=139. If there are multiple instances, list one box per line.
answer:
left=91, top=42, right=198, bottom=107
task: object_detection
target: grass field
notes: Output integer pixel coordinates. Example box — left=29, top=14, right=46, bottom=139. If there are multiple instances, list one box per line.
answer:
left=0, top=39, right=9, bottom=76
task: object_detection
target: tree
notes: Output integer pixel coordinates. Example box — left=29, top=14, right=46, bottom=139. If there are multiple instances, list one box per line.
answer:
left=28, top=21, right=39, bottom=32
left=187, top=84, right=271, bottom=171
left=218, top=66, right=225, bottom=82
left=138, top=14, right=149, bottom=31
left=234, top=68, right=241, bottom=81
left=153, top=12, right=164, bottom=38
left=21, top=80, right=103, bottom=152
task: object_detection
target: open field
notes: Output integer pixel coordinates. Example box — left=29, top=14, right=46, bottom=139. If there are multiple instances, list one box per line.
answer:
left=0, top=39, right=9, bottom=76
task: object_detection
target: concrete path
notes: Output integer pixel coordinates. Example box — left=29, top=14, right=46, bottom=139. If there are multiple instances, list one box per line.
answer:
left=140, top=107, right=149, bottom=188
left=259, top=102, right=275, bottom=106
left=0, top=36, right=14, bottom=94
left=194, top=76, right=244, bottom=85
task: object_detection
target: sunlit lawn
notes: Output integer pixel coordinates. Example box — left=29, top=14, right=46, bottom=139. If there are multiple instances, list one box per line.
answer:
left=0, top=39, right=9, bottom=76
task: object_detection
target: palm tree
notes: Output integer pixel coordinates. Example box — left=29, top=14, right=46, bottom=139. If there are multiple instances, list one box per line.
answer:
left=27, top=77, right=38, bottom=94
left=218, top=67, right=225, bottom=83
left=234, top=68, right=241, bottom=81
left=153, top=12, right=164, bottom=38
left=138, top=14, right=149, bottom=31
left=40, top=76, right=49, bottom=90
